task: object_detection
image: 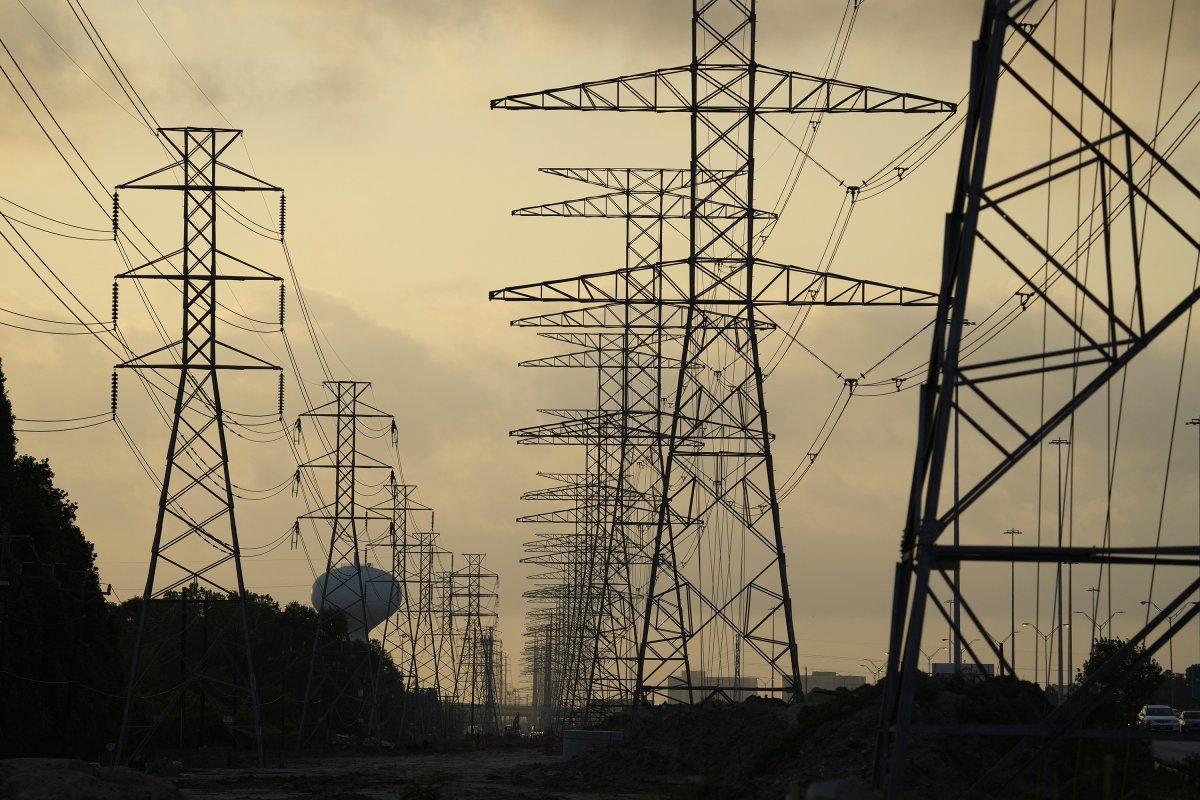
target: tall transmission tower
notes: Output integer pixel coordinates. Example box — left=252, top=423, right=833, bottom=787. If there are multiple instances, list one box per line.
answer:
left=368, top=480, right=434, bottom=741
left=875, top=1, right=1200, bottom=795
left=492, top=0, right=953, bottom=705
left=448, top=553, right=500, bottom=735
left=295, top=380, right=397, bottom=742
left=503, top=167, right=774, bottom=727
left=114, top=127, right=283, bottom=765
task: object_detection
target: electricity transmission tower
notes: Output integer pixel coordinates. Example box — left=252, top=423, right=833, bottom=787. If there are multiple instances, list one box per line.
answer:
left=114, top=127, right=282, bottom=765
left=875, top=1, right=1200, bottom=795
left=448, top=554, right=500, bottom=735
left=503, top=167, right=773, bottom=727
left=296, top=380, right=397, bottom=742
left=368, top=480, right=434, bottom=741
left=492, top=0, right=952, bottom=705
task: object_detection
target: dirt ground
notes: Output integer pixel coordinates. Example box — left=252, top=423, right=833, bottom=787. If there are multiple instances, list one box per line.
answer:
left=173, top=749, right=656, bottom=800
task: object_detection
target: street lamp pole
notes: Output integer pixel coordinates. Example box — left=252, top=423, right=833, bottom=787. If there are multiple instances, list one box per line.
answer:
left=922, top=646, right=946, bottom=676
left=1075, top=609, right=1123, bottom=648
left=1084, top=586, right=1101, bottom=642
left=860, top=659, right=884, bottom=682
left=995, top=631, right=1018, bottom=679
left=1003, top=528, right=1022, bottom=673
left=1050, top=438, right=1071, bottom=700
left=1023, top=621, right=1069, bottom=700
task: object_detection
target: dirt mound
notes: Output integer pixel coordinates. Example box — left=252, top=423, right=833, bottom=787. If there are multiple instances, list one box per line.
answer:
left=0, top=758, right=180, bottom=800
left=534, top=695, right=801, bottom=797
left=526, top=677, right=1059, bottom=799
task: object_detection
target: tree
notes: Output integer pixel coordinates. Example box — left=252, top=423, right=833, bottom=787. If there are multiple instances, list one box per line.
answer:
left=0, top=357, right=123, bottom=757
left=1073, top=637, right=1165, bottom=727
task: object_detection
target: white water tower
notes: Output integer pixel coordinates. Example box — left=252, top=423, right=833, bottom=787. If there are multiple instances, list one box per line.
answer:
left=310, top=564, right=400, bottom=641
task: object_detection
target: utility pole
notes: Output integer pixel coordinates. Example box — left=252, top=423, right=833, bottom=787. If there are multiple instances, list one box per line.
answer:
left=492, top=0, right=952, bottom=707
left=296, top=380, right=395, bottom=743
left=114, top=127, right=283, bottom=766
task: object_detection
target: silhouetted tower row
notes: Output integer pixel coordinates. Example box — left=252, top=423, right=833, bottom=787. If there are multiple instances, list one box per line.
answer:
left=368, top=480, right=434, bottom=739
left=296, top=380, right=396, bottom=742
left=505, top=167, right=762, bottom=725
left=448, top=553, right=500, bottom=735
left=492, top=0, right=952, bottom=709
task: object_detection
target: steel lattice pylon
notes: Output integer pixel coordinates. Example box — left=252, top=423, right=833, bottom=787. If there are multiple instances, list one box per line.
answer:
left=115, top=127, right=282, bottom=765
left=296, top=380, right=396, bottom=742
left=368, top=481, right=435, bottom=741
left=504, top=167, right=767, bottom=726
left=492, top=0, right=953, bottom=706
left=448, top=554, right=500, bottom=735
left=875, top=1, right=1200, bottom=796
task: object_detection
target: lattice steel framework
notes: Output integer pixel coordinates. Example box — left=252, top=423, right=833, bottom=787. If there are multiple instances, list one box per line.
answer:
left=448, top=554, right=500, bottom=735
left=492, top=0, right=953, bottom=704
left=508, top=168, right=688, bottom=727
left=368, top=481, right=434, bottom=740
left=114, top=127, right=282, bottom=765
left=504, top=167, right=775, bottom=726
left=875, top=1, right=1200, bottom=795
left=296, top=380, right=395, bottom=742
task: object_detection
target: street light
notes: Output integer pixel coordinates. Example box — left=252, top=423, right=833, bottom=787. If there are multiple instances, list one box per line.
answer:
left=860, top=660, right=884, bottom=682
left=1048, top=437, right=1071, bottom=700
left=1003, top=528, right=1022, bottom=671
left=995, top=630, right=1019, bottom=679
left=922, top=646, right=947, bottom=675
left=1074, top=609, right=1123, bottom=640
left=1023, top=621, right=1070, bottom=699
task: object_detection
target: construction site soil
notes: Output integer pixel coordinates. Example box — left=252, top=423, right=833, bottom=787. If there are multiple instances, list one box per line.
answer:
left=6, top=678, right=1200, bottom=799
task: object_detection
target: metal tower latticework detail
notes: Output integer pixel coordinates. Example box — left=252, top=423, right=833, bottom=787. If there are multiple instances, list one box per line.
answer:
left=114, top=127, right=283, bottom=765
left=875, top=1, right=1200, bottom=796
left=493, top=0, right=954, bottom=707
left=296, top=380, right=397, bottom=743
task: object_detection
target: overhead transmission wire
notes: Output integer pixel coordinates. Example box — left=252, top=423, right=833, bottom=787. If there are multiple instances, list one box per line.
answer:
left=8, top=4, right=296, bottom=423
left=1, top=11, right=332, bottom=544
left=1136, top=0, right=1189, bottom=618
left=10, top=3, right=447, bottom=588
left=761, top=3, right=1060, bottom=385
left=754, top=3, right=1068, bottom=503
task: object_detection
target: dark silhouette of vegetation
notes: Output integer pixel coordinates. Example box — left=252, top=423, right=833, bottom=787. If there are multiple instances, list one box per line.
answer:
left=0, top=358, right=446, bottom=762
left=1072, top=637, right=1165, bottom=727
left=0, top=358, right=123, bottom=758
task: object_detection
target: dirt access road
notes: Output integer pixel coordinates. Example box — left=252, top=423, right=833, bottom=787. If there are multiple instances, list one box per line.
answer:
left=174, top=748, right=657, bottom=800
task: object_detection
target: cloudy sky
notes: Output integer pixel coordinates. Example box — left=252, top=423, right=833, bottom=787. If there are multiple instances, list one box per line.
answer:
left=1, top=0, right=1198, bottom=688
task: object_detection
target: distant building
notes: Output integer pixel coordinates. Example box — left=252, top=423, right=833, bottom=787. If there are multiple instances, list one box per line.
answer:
left=665, top=670, right=760, bottom=702
left=801, top=671, right=867, bottom=693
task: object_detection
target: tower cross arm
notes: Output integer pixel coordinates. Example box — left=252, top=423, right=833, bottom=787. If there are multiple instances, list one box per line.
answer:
left=514, top=192, right=775, bottom=220
left=491, top=65, right=956, bottom=115
left=491, top=66, right=691, bottom=111
left=754, top=65, right=957, bottom=114
left=117, top=159, right=282, bottom=192
left=489, top=258, right=939, bottom=306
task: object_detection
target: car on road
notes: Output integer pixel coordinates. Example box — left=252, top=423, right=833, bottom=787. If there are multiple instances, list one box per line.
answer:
left=1179, top=710, right=1200, bottom=733
left=1140, top=705, right=1181, bottom=732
